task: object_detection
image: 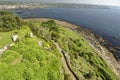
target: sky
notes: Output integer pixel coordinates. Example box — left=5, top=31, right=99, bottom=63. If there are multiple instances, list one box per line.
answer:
left=1, top=0, right=120, bottom=6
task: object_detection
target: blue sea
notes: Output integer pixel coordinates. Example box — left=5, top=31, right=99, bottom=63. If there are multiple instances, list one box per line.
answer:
left=13, top=7, right=120, bottom=47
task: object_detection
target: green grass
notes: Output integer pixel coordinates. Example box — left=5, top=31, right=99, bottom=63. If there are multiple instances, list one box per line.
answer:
left=0, top=31, right=63, bottom=80
left=0, top=31, right=13, bottom=48
left=0, top=18, right=119, bottom=80
left=27, top=19, right=119, bottom=80
left=57, top=25, right=119, bottom=80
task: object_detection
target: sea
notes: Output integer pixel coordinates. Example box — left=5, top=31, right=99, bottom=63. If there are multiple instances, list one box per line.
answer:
left=13, top=7, right=120, bottom=47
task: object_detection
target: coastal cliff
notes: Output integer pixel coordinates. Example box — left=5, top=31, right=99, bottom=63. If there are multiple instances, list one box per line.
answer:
left=0, top=12, right=120, bottom=80
left=31, top=18, right=120, bottom=77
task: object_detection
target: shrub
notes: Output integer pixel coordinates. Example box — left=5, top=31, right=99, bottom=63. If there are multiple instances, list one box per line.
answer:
left=0, top=10, right=12, bottom=16
left=64, top=73, right=72, bottom=80
left=0, top=11, right=22, bottom=31
left=51, top=31, right=59, bottom=42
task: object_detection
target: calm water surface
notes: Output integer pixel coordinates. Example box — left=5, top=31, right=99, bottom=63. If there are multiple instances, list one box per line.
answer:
left=13, top=7, right=120, bottom=47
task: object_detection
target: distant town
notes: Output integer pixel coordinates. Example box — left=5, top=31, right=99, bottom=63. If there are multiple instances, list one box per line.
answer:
left=0, top=1, right=111, bottom=10
left=0, top=3, right=51, bottom=9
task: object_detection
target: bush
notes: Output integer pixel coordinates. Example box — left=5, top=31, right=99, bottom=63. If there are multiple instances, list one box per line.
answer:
left=41, top=20, right=59, bottom=32
left=0, top=11, right=22, bottom=31
left=0, top=10, right=12, bottom=16
left=64, top=73, right=72, bottom=80
left=51, top=31, right=59, bottom=42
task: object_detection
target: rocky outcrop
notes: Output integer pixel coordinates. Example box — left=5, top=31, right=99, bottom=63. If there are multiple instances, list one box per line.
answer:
left=0, top=43, right=15, bottom=55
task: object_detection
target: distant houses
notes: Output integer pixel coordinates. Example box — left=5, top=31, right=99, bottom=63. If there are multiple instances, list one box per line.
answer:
left=0, top=5, right=29, bottom=10
left=0, top=3, right=48, bottom=10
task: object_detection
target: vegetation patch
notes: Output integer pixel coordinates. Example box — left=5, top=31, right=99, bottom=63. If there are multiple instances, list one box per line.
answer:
left=0, top=11, right=119, bottom=80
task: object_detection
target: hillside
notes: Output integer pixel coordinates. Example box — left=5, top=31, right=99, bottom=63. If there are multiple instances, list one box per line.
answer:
left=0, top=11, right=119, bottom=80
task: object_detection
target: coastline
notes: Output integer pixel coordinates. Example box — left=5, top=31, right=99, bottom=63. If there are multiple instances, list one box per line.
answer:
left=26, top=18, right=120, bottom=57
left=25, top=18, right=120, bottom=76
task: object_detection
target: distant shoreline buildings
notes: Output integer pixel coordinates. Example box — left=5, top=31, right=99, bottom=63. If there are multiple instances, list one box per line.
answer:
left=0, top=5, right=29, bottom=9
left=0, top=2, right=111, bottom=10
left=0, top=3, right=50, bottom=10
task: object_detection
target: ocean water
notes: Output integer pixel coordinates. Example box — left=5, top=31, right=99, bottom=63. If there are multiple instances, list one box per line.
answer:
left=13, top=7, right=120, bottom=47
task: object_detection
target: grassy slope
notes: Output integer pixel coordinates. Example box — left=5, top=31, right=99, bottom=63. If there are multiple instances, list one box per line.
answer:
left=58, top=26, right=118, bottom=80
left=0, top=31, right=13, bottom=48
left=0, top=38, right=63, bottom=80
left=27, top=19, right=119, bottom=80
left=0, top=25, right=63, bottom=80
left=0, top=25, right=31, bottom=48
left=0, top=19, right=119, bottom=80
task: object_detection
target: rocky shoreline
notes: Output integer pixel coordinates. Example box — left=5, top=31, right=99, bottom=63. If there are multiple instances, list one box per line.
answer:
left=26, top=18, right=120, bottom=76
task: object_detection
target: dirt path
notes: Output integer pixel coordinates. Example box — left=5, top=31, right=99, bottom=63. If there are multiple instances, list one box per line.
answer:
left=54, top=42, right=78, bottom=80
